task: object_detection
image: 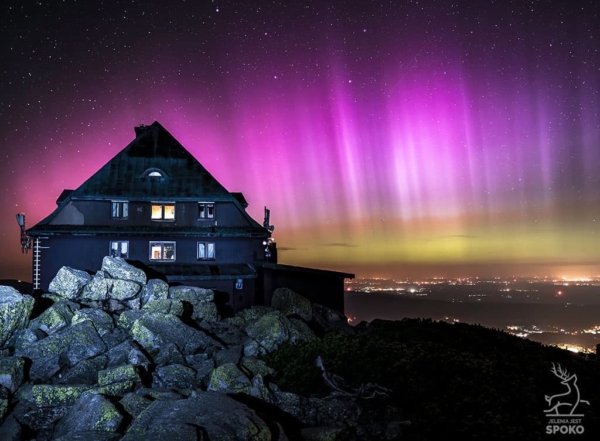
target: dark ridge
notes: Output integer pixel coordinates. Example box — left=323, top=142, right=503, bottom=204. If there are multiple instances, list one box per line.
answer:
left=0, top=280, right=33, bottom=294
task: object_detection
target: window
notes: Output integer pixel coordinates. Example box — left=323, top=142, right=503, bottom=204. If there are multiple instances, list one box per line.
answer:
left=151, top=203, right=175, bottom=220
left=110, top=241, right=129, bottom=258
left=198, top=202, right=215, bottom=219
left=197, top=242, right=216, bottom=260
left=142, top=168, right=166, bottom=179
left=111, top=201, right=128, bottom=219
left=150, top=241, right=176, bottom=261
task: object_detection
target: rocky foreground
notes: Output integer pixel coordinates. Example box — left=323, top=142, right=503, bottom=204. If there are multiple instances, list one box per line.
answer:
left=0, top=257, right=397, bottom=441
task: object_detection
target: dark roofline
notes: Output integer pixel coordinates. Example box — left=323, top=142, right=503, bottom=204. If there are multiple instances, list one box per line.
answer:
left=27, top=224, right=270, bottom=238
left=147, top=263, right=257, bottom=281
left=262, top=262, right=354, bottom=279
left=67, top=195, right=241, bottom=202
left=70, top=121, right=232, bottom=201
left=56, top=189, right=74, bottom=205
left=231, top=192, right=249, bottom=208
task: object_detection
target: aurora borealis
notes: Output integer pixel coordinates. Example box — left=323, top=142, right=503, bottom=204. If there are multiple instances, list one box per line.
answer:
left=1, top=0, right=600, bottom=281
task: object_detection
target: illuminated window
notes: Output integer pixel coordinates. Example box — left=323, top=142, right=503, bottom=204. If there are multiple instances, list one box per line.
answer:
left=197, top=242, right=216, bottom=260
left=198, top=202, right=215, bottom=219
left=149, top=241, right=176, bottom=261
left=110, top=241, right=129, bottom=258
left=151, top=203, right=175, bottom=220
left=111, top=201, right=128, bottom=219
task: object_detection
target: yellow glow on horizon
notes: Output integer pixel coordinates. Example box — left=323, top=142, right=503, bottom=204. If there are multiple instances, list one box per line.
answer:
left=278, top=213, right=600, bottom=277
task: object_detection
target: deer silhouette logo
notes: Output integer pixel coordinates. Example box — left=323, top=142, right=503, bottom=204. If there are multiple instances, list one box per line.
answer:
left=545, top=363, right=590, bottom=417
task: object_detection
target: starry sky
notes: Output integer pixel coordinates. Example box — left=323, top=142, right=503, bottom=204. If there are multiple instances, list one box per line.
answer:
left=1, top=0, right=599, bottom=282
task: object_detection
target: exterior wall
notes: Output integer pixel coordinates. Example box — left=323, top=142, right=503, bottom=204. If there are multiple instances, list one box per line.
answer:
left=118, top=235, right=264, bottom=264
left=51, top=200, right=255, bottom=228
left=260, top=267, right=346, bottom=313
left=34, top=236, right=105, bottom=291
left=33, top=234, right=265, bottom=290
left=34, top=235, right=258, bottom=314
left=32, top=188, right=347, bottom=315
left=170, top=278, right=256, bottom=314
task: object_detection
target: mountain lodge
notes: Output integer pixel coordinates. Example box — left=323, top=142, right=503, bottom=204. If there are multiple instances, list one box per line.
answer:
left=25, top=122, right=353, bottom=313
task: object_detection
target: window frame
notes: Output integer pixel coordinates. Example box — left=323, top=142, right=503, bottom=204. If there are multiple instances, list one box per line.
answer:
left=198, top=202, right=215, bottom=220
left=197, top=242, right=216, bottom=260
left=111, top=201, right=129, bottom=219
left=109, top=240, right=129, bottom=258
left=150, top=202, right=176, bottom=221
left=149, top=241, right=176, bottom=261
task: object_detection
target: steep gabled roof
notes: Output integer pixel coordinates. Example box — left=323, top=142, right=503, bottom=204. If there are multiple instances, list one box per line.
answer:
left=72, top=121, right=232, bottom=201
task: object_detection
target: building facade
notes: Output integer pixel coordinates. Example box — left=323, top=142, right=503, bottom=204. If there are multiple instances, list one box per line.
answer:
left=27, top=122, right=352, bottom=313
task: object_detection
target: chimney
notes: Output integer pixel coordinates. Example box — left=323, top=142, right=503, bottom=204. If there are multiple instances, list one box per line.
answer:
left=134, top=124, right=148, bottom=137
left=134, top=123, right=160, bottom=152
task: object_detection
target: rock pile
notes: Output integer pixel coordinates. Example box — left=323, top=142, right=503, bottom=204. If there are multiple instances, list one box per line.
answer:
left=0, top=257, right=399, bottom=440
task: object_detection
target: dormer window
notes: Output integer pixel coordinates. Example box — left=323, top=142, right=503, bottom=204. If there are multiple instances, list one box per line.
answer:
left=198, top=202, right=215, bottom=219
left=141, top=168, right=167, bottom=180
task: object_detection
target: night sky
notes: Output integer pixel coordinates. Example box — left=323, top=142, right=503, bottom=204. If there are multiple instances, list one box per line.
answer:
left=2, top=0, right=599, bottom=282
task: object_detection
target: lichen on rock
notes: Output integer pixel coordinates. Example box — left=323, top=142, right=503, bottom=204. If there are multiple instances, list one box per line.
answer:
left=0, top=286, right=35, bottom=348
left=49, top=267, right=91, bottom=300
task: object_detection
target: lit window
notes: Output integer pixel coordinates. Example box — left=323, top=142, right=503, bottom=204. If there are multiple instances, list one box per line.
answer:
left=111, top=201, right=128, bottom=219
left=110, top=241, right=129, bottom=258
left=151, top=203, right=175, bottom=220
left=148, top=171, right=162, bottom=177
left=197, top=242, right=216, bottom=260
left=149, top=241, right=176, bottom=261
left=198, top=202, right=215, bottom=219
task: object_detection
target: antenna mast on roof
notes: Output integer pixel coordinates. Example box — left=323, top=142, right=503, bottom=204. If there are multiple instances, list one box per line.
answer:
left=263, top=206, right=275, bottom=232
left=263, top=207, right=277, bottom=263
left=15, top=213, right=32, bottom=253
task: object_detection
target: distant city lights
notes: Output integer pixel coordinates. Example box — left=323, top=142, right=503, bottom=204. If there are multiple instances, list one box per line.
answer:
left=345, top=276, right=600, bottom=354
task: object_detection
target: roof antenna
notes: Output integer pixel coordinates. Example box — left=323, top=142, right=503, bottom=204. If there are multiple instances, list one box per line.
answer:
left=15, top=213, right=32, bottom=253
left=263, top=206, right=275, bottom=232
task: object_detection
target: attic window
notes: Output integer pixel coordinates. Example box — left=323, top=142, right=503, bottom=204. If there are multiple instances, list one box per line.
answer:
left=142, top=168, right=167, bottom=179
left=198, top=202, right=215, bottom=219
